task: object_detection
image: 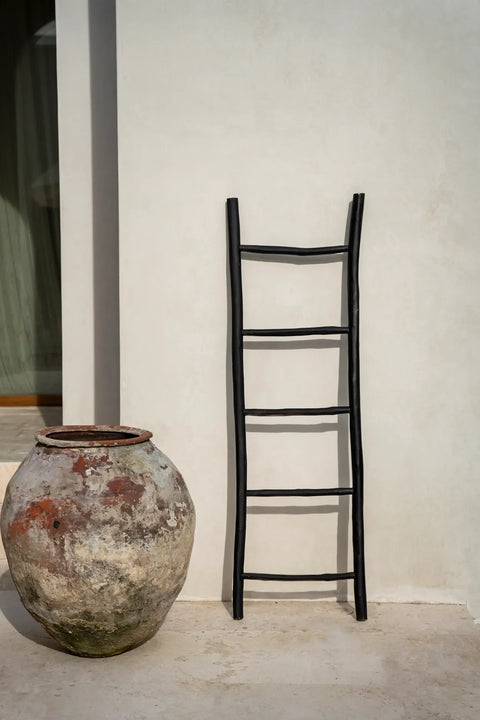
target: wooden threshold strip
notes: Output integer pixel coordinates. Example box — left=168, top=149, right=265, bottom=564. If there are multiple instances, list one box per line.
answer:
left=0, top=395, right=62, bottom=407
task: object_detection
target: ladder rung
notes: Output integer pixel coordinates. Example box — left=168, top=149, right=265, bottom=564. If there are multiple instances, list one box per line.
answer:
left=243, top=572, right=355, bottom=582
left=247, top=487, right=353, bottom=497
left=243, top=326, right=349, bottom=337
left=244, top=406, right=350, bottom=417
left=240, top=244, right=349, bottom=256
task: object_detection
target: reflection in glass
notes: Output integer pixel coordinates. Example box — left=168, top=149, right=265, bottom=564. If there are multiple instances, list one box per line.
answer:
left=0, top=0, right=61, bottom=396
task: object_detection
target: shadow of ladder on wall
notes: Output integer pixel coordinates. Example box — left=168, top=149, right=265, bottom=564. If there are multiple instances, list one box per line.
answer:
left=227, top=193, right=367, bottom=622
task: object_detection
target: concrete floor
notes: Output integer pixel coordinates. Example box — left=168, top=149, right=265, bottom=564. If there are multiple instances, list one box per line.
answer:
left=0, top=407, right=62, bottom=462
left=0, top=411, right=479, bottom=718
left=0, top=593, right=478, bottom=720
left=0, top=407, right=62, bottom=507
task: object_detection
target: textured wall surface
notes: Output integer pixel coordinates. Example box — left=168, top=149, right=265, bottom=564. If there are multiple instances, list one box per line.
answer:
left=56, top=0, right=479, bottom=609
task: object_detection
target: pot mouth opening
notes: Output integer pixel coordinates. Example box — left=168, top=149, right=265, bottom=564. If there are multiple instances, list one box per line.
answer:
left=35, top=425, right=153, bottom=448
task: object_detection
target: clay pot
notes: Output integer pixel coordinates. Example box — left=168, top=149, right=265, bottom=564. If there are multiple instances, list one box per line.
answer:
left=0, top=425, right=195, bottom=657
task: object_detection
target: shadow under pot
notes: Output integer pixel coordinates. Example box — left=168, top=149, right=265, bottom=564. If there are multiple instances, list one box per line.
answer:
left=0, top=425, right=195, bottom=657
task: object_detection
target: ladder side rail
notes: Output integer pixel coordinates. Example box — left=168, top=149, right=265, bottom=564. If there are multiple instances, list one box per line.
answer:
left=347, top=193, right=367, bottom=621
left=227, top=198, right=247, bottom=620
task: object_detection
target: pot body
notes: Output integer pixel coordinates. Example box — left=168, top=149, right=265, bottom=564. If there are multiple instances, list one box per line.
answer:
left=0, top=426, right=195, bottom=657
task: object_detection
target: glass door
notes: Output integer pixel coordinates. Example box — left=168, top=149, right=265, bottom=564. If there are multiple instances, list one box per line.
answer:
left=0, top=0, right=61, bottom=406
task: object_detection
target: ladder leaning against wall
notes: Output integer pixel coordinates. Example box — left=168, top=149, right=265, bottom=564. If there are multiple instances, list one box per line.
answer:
left=227, top=193, right=367, bottom=621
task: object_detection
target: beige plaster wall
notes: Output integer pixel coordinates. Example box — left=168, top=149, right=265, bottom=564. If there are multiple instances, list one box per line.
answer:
left=56, top=0, right=120, bottom=425
left=107, top=0, right=479, bottom=609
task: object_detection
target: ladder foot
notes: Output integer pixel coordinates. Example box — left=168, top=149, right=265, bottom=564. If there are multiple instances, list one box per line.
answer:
left=233, top=601, right=244, bottom=620
left=355, top=597, right=368, bottom=621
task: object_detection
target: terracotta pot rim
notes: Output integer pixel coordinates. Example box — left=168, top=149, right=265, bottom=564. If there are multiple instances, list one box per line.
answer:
left=35, top=425, right=153, bottom=448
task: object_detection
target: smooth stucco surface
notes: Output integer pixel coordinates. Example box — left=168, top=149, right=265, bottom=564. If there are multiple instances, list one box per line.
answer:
left=55, top=1, right=480, bottom=610
left=56, top=0, right=119, bottom=425
left=114, top=0, right=480, bottom=609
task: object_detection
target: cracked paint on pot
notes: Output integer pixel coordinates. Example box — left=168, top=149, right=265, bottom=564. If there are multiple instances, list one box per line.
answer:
left=0, top=425, right=195, bottom=657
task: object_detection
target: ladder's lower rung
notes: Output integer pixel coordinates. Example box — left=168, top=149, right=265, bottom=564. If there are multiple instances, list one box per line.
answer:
left=243, top=572, right=355, bottom=582
left=240, top=244, right=349, bottom=256
left=243, top=326, right=349, bottom=337
left=247, top=487, right=353, bottom=497
left=244, top=406, right=350, bottom=417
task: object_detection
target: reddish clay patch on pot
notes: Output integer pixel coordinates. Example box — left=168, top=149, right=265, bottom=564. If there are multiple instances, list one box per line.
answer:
left=101, top=476, right=145, bottom=514
left=71, top=453, right=113, bottom=479
left=8, top=498, right=68, bottom=538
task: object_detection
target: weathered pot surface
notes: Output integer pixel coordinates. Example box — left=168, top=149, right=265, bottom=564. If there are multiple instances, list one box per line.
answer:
left=0, top=425, right=195, bottom=657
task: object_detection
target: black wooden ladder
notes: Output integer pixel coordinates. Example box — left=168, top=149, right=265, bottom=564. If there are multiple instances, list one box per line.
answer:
left=227, top=193, right=367, bottom=621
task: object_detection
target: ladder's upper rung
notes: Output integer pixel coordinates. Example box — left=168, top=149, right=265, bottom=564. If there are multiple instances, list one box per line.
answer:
left=243, top=326, right=349, bottom=337
left=243, top=572, right=355, bottom=582
left=246, top=487, right=353, bottom=497
left=244, top=406, right=350, bottom=417
left=240, top=244, right=349, bottom=257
